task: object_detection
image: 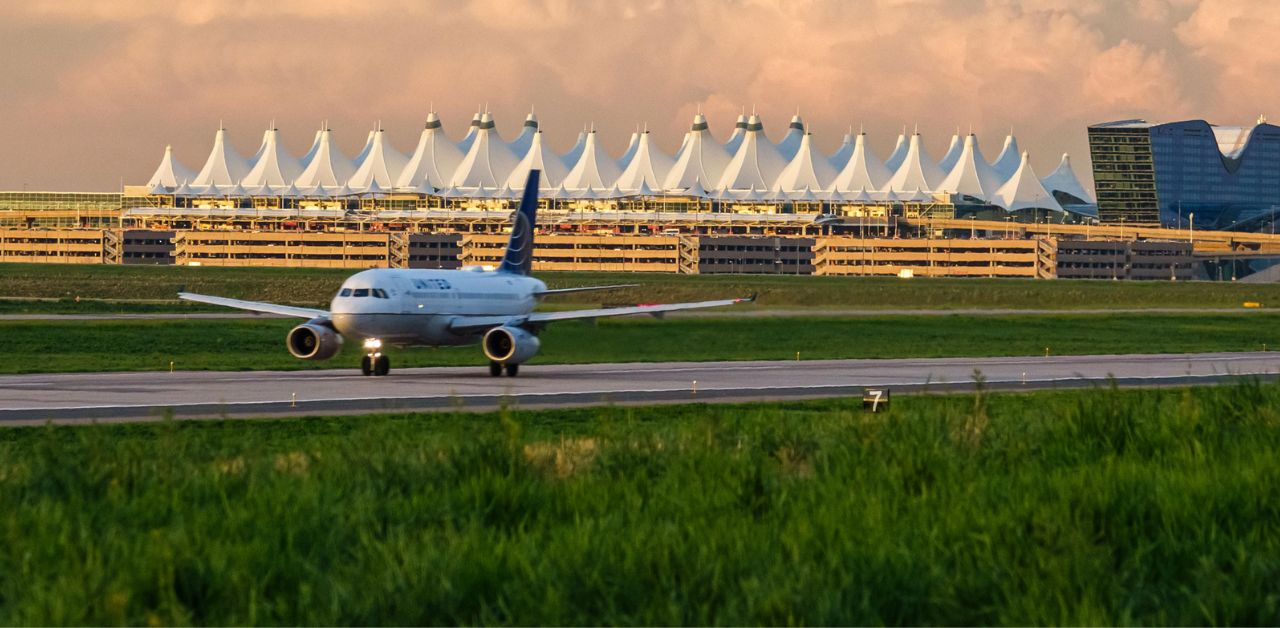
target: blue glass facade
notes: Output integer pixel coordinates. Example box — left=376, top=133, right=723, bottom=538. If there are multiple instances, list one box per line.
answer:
left=1149, top=121, right=1280, bottom=230
left=1090, top=119, right=1280, bottom=230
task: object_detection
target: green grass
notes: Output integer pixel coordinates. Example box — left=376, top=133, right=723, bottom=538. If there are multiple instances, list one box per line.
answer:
left=3, top=262, right=1280, bottom=311
left=3, top=384, right=1280, bottom=624
left=2, top=313, right=1279, bottom=374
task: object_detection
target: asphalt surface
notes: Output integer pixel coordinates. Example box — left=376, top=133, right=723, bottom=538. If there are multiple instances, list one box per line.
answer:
left=0, top=307, right=1271, bottom=321
left=2, top=352, right=1278, bottom=424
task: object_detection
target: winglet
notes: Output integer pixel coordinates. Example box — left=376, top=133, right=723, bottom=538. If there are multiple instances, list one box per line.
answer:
left=498, top=169, right=540, bottom=276
left=737, top=292, right=758, bottom=304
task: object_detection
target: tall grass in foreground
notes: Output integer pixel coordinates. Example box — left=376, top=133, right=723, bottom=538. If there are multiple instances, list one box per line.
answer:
left=3, top=385, right=1280, bottom=624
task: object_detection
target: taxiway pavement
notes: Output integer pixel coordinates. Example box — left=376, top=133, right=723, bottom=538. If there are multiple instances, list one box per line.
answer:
left=2, top=352, right=1279, bottom=424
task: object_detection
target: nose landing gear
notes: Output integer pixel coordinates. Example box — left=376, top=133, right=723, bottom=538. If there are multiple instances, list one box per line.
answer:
left=361, top=338, right=390, bottom=376
left=488, top=361, right=519, bottom=377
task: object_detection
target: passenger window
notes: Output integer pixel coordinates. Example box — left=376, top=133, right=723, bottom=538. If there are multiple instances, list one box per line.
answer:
left=352, top=288, right=370, bottom=297
left=372, top=288, right=388, bottom=299
left=339, top=288, right=352, bottom=297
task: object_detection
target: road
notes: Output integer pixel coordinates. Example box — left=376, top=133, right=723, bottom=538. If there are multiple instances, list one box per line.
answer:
left=1, top=352, right=1278, bottom=424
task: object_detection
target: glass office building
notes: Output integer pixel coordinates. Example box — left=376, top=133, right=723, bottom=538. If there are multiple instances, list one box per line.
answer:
left=1089, top=118, right=1280, bottom=230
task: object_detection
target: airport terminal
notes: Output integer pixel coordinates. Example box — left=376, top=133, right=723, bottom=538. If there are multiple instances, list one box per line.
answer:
left=1, top=111, right=1278, bottom=280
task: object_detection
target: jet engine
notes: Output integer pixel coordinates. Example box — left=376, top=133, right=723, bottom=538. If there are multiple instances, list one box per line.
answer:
left=482, top=326, right=541, bottom=365
left=287, top=322, right=343, bottom=360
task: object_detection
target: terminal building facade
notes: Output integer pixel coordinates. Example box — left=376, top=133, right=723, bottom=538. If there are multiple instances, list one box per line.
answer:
left=1088, top=118, right=1280, bottom=230
left=3, top=111, right=1280, bottom=279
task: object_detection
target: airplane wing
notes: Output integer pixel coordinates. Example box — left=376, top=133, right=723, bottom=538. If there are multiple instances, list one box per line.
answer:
left=178, top=292, right=328, bottom=319
left=532, top=284, right=638, bottom=297
left=448, top=294, right=755, bottom=333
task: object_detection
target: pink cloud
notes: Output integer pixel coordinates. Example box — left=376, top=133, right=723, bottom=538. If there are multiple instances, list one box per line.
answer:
left=0, top=0, right=1269, bottom=190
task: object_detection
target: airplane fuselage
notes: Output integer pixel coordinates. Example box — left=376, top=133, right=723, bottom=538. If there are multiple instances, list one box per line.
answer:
left=329, top=267, right=547, bottom=347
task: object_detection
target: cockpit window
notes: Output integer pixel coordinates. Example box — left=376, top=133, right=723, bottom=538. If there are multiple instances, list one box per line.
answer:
left=352, top=288, right=370, bottom=297
left=372, top=288, right=389, bottom=299
left=339, top=288, right=352, bottom=297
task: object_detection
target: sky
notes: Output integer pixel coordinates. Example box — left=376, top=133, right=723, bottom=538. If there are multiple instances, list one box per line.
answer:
left=0, top=0, right=1276, bottom=191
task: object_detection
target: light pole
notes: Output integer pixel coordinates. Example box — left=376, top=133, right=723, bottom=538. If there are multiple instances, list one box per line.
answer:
left=1189, top=212, right=1194, bottom=247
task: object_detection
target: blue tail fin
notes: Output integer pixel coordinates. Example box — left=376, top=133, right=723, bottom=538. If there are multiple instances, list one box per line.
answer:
left=498, top=169, right=540, bottom=276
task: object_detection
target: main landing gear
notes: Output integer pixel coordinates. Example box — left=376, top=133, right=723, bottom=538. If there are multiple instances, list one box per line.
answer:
left=489, top=361, right=519, bottom=377
left=361, top=338, right=390, bottom=376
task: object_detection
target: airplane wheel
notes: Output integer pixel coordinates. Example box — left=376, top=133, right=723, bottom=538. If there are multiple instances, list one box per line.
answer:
left=373, top=355, right=390, bottom=376
left=360, top=356, right=374, bottom=376
left=489, top=361, right=503, bottom=377
left=505, top=364, right=519, bottom=377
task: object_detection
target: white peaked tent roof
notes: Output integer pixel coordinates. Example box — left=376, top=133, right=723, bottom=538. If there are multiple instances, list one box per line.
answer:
left=247, top=129, right=271, bottom=169
left=562, top=130, right=588, bottom=168
left=396, top=112, right=464, bottom=190
left=615, top=131, right=674, bottom=191
left=634, top=180, right=659, bottom=197
left=148, top=181, right=169, bottom=195
left=618, top=130, right=641, bottom=171
left=174, top=181, right=197, bottom=196
left=830, top=132, right=855, bottom=170
left=349, top=128, right=409, bottom=190
left=682, top=178, right=710, bottom=198
left=508, top=112, right=539, bottom=159
left=192, top=127, right=252, bottom=188
left=506, top=131, right=569, bottom=189
left=299, top=128, right=323, bottom=168
left=451, top=112, right=519, bottom=189
left=938, top=134, right=963, bottom=173
left=848, top=187, right=876, bottom=204
left=788, top=186, right=820, bottom=202
left=146, top=145, right=196, bottom=188
left=413, top=179, right=437, bottom=195
left=352, top=131, right=376, bottom=168
left=877, top=188, right=903, bottom=203
left=724, top=114, right=749, bottom=154
left=294, top=128, right=356, bottom=188
left=1040, top=153, right=1095, bottom=205
left=936, top=134, right=1004, bottom=201
left=242, top=128, right=303, bottom=188
left=991, top=152, right=1065, bottom=213
left=885, top=133, right=945, bottom=193
left=774, top=133, right=837, bottom=193
left=664, top=114, right=730, bottom=192
left=458, top=112, right=483, bottom=154
left=831, top=133, right=892, bottom=192
left=718, top=114, right=787, bottom=191
left=562, top=130, right=622, bottom=190
left=776, top=114, right=806, bottom=161
left=990, top=134, right=1022, bottom=181
left=884, top=132, right=909, bottom=171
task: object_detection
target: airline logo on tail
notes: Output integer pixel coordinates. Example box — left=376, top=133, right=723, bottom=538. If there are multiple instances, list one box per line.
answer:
left=499, top=169, right=540, bottom=276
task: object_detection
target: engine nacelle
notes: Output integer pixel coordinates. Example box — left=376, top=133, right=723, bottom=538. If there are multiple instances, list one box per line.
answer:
left=482, top=326, right=541, bottom=365
left=287, top=322, right=343, bottom=360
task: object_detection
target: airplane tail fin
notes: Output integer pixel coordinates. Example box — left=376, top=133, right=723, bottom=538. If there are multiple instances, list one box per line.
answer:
left=498, top=169, right=539, bottom=276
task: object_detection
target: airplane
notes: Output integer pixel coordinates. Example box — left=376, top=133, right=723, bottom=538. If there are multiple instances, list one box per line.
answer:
left=179, top=169, right=755, bottom=377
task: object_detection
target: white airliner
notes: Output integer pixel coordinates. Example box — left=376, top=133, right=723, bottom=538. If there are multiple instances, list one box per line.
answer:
left=180, top=170, right=754, bottom=377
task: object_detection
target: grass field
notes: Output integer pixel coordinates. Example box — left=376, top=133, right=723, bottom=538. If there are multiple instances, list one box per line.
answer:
left=3, top=312, right=1279, bottom=374
left=3, top=384, right=1280, bottom=624
left=3, top=262, right=1280, bottom=312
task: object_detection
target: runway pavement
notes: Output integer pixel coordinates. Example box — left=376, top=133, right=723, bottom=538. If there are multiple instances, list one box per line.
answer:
left=2, top=352, right=1279, bottom=424
left=0, top=307, right=1272, bottom=321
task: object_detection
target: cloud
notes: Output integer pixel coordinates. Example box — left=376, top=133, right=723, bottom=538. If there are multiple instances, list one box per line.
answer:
left=0, top=0, right=1270, bottom=190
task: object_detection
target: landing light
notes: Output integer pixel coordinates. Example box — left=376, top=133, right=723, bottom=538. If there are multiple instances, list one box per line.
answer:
left=363, top=338, right=383, bottom=350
